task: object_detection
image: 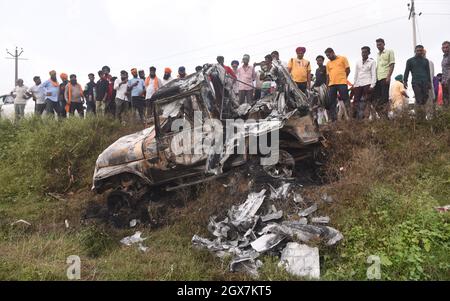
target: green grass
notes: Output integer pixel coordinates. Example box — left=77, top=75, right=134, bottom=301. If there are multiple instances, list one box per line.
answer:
left=0, top=113, right=449, bottom=280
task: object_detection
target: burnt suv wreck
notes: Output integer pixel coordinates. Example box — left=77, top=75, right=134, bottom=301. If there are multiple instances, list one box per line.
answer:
left=92, top=62, right=323, bottom=216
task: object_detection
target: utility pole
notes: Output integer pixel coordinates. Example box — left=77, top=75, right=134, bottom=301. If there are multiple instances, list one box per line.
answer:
left=5, top=47, right=28, bottom=87
left=408, top=0, right=422, bottom=51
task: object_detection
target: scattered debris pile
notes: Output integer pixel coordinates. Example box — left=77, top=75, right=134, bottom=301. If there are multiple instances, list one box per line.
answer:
left=191, top=183, right=343, bottom=279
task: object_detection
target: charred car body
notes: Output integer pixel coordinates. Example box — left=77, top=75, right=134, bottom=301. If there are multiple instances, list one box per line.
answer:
left=92, top=62, right=323, bottom=212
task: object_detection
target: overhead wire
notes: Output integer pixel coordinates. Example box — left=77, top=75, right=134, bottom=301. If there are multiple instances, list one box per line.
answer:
left=147, top=1, right=372, bottom=64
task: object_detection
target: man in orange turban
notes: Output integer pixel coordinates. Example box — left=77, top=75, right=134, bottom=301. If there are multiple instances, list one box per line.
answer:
left=162, top=68, right=173, bottom=86
left=59, top=73, right=69, bottom=118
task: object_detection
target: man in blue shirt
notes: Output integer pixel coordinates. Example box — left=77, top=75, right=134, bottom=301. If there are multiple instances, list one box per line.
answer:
left=42, top=70, right=61, bottom=117
left=128, top=68, right=145, bottom=122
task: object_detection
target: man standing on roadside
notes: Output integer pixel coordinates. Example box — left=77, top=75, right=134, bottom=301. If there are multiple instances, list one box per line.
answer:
left=404, top=45, right=432, bottom=118
left=288, top=47, right=311, bottom=94
left=325, top=48, right=351, bottom=122
left=59, top=73, right=69, bottom=118
left=161, top=68, right=173, bottom=86
left=129, top=68, right=146, bottom=122
left=64, top=74, right=85, bottom=118
left=217, top=56, right=237, bottom=79
left=84, top=73, right=97, bottom=115
left=28, top=76, right=46, bottom=116
left=441, top=41, right=450, bottom=107
left=145, top=67, right=162, bottom=118
left=139, top=70, right=146, bottom=82
left=96, top=70, right=109, bottom=116
left=353, top=46, right=377, bottom=119
left=42, top=70, right=60, bottom=117
left=271, top=51, right=288, bottom=68
left=114, top=70, right=129, bottom=122
left=236, top=54, right=256, bottom=105
left=178, top=66, right=187, bottom=79
left=375, top=38, right=395, bottom=118
left=10, top=79, right=29, bottom=121
left=314, top=55, right=327, bottom=88
left=102, top=66, right=115, bottom=116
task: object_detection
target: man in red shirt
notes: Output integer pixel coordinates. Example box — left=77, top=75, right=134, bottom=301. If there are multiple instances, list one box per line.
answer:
left=102, top=65, right=115, bottom=116
left=217, top=56, right=237, bottom=79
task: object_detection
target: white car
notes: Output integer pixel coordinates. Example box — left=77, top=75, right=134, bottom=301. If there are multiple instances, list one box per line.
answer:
left=0, top=95, right=35, bottom=119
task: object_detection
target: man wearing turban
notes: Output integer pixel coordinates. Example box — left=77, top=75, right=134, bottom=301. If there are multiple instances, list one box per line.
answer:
left=58, top=73, right=69, bottom=118
left=41, top=71, right=61, bottom=117
left=391, top=74, right=409, bottom=115
left=129, top=68, right=146, bottom=123
left=288, top=47, right=311, bottom=94
left=162, top=68, right=173, bottom=86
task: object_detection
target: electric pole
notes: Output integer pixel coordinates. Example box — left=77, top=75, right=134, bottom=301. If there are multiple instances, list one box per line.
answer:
left=408, top=0, right=422, bottom=51
left=5, top=47, right=28, bottom=87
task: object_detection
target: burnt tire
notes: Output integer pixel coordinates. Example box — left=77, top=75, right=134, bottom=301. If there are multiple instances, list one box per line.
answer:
left=106, top=191, right=138, bottom=228
left=262, top=150, right=295, bottom=179
left=107, top=191, right=133, bottom=213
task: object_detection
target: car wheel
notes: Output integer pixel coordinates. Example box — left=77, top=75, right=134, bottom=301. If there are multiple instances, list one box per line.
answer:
left=262, top=150, right=295, bottom=179
left=107, top=190, right=132, bottom=213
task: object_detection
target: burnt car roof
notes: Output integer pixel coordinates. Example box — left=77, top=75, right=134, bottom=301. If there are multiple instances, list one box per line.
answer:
left=150, top=72, right=205, bottom=104
left=150, top=62, right=312, bottom=117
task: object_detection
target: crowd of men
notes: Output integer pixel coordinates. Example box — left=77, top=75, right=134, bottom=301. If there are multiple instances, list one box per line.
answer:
left=9, top=39, right=450, bottom=123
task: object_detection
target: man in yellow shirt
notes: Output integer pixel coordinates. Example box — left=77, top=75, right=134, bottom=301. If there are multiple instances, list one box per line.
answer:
left=325, top=48, right=351, bottom=122
left=288, top=47, right=311, bottom=94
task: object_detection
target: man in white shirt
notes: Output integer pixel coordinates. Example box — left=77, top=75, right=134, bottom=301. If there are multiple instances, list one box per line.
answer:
left=28, top=76, right=46, bottom=116
left=114, top=70, right=129, bottom=121
left=11, top=79, right=29, bottom=121
left=353, top=46, right=377, bottom=119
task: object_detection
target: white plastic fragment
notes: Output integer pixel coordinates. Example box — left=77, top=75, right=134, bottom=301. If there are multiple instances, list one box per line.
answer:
left=11, top=220, right=31, bottom=226
left=229, top=190, right=266, bottom=223
left=321, top=194, right=334, bottom=204
left=311, top=216, right=330, bottom=224
left=120, top=231, right=147, bottom=246
left=294, top=194, right=304, bottom=204
left=298, top=204, right=318, bottom=217
left=279, top=243, right=320, bottom=279
left=138, top=243, right=149, bottom=253
left=324, top=227, right=344, bottom=246
left=65, top=219, right=70, bottom=229
left=251, top=233, right=286, bottom=253
left=261, top=210, right=284, bottom=223
left=130, top=219, right=138, bottom=228
left=230, top=256, right=263, bottom=278
left=269, top=183, right=291, bottom=200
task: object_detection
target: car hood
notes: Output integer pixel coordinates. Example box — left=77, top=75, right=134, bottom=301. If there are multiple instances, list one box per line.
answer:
left=95, top=126, right=155, bottom=169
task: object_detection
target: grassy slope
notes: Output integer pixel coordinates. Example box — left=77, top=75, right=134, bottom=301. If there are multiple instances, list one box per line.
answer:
left=0, top=113, right=448, bottom=281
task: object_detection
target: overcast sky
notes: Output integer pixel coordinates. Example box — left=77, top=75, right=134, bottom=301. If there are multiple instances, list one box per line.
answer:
left=1, top=0, right=449, bottom=92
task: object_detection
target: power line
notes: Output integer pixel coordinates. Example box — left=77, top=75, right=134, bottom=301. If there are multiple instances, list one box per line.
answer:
left=148, top=1, right=372, bottom=64
left=423, top=13, right=450, bottom=15
left=245, top=16, right=407, bottom=62
left=155, top=15, right=406, bottom=69
left=416, top=1, right=450, bottom=4
left=210, top=11, right=398, bottom=59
